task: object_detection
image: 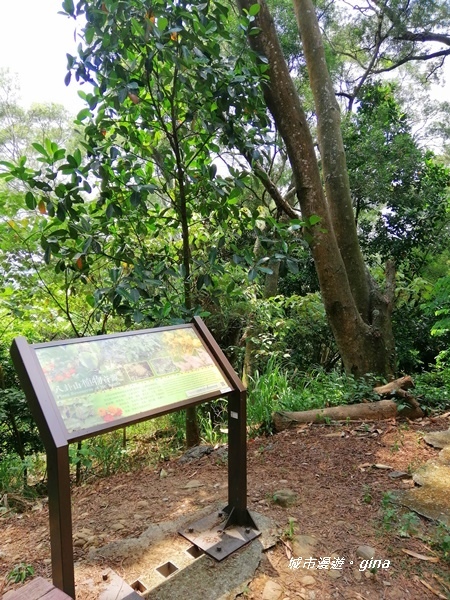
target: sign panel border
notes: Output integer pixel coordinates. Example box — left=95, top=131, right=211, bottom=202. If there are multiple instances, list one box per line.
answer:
left=17, top=321, right=233, bottom=444
left=10, top=318, right=253, bottom=599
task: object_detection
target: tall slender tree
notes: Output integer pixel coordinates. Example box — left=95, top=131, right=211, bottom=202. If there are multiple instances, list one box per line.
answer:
left=236, top=0, right=396, bottom=378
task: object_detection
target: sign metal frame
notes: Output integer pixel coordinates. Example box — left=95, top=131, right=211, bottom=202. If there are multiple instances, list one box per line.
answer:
left=10, top=317, right=256, bottom=599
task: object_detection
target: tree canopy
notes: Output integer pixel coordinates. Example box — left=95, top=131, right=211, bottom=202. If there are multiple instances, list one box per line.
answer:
left=0, top=0, right=449, bottom=449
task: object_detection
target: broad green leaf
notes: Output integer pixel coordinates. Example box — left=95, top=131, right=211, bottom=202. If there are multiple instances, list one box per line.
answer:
left=73, top=148, right=82, bottom=166
left=0, top=160, right=15, bottom=169
left=248, top=4, right=261, bottom=17
left=25, top=191, right=37, bottom=210
left=31, top=142, right=48, bottom=157
left=196, top=274, right=205, bottom=290
left=77, top=108, right=91, bottom=122
left=53, top=149, right=66, bottom=161
left=44, top=246, right=51, bottom=264
left=62, top=0, right=74, bottom=16
left=286, top=259, right=299, bottom=275
left=308, top=214, right=321, bottom=226
left=133, top=310, right=144, bottom=323
left=157, top=17, right=168, bottom=32
left=248, top=267, right=258, bottom=281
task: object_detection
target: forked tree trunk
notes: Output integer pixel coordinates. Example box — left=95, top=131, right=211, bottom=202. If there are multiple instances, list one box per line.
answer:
left=235, top=0, right=396, bottom=379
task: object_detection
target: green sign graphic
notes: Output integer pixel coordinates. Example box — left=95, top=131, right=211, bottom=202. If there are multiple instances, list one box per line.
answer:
left=35, top=327, right=231, bottom=433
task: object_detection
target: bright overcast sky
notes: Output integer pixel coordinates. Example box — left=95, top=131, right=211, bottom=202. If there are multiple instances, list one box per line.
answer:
left=0, top=0, right=84, bottom=114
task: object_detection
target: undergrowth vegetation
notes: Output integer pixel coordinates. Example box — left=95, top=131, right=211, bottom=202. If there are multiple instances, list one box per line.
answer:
left=1, top=354, right=449, bottom=499
left=379, top=493, right=450, bottom=567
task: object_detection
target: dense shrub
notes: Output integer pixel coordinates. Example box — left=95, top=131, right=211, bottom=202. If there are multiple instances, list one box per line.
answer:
left=0, top=347, right=42, bottom=461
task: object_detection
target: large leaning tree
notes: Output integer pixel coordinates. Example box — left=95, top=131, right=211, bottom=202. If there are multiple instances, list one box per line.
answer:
left=236, top=0, right=397, bottom=379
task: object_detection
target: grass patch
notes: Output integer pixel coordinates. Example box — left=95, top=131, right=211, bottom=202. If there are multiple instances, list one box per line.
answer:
left=247, top=361, right=381, bottom=434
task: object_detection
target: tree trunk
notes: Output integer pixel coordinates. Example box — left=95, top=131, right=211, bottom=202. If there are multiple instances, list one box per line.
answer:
left=235, top=0, right=396, bottom=379
left=186, top=405, right=200, bottom=448
left=172, top=88, right=200, bottom=449
left=242, top=329, right=256, bottom=388
left=264, top=258, right=281, bottom=298
left=373, top=376, right=415, bottom=395
left=293, top=0, right=369, bottom=319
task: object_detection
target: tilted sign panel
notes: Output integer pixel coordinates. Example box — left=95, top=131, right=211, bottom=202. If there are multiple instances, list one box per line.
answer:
left=34, top=325, right=232, bottom=439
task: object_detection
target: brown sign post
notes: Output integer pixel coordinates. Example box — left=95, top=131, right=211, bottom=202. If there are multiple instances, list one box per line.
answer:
left=10, top=317, right=258, bottom=599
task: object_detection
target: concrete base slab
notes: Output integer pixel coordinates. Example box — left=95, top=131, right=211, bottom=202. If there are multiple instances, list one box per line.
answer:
left=97, top=569, right=142, bottom=600
left=85, top=505, right=278, bottom=600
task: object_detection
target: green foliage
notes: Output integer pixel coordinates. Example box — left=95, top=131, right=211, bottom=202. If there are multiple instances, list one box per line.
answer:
left=380, top=492, right=398, bottom=531
left=408, top=272, right=450, bottom=412
left=281, top=517, right=297, bottom=540
left=65, top=417, right=203, bottom=484
left=429, top=275, right=450, bottom=344
left=242, top=293, right=336, bottom=375
left=379, top=495, right=449, bottom=563
left=1, top=0, right=280, bottom=336
left=69, top=431, right=130, bottom=480
left=197, top=410, right=227, bottom=446
left=247, top=359, right=297, bottom=433
left=247, top=360, right=381, bottom=434
left=328, top=0, right=450, bottom=100
left=432, top=523, right=450, bottom=563
left=398, top=511, right=421, bottom=538
left=0, top=454, right=39, bottom=496
left=362, top=485, right=373, bottom=504
left=0, top=346, right=42, bottom=462
left=344, top=83, right=450, bottom=274
left=414, top=371, right=450, bottom=412
left=277, top=245, right=319, bottom=297
left=392, top=273, right=442, bottom=372
left=6, top=563, right=35, bottom=584
left=0, top=387, right=42, bottom=458
left=289, top=369, right=381, bottom=409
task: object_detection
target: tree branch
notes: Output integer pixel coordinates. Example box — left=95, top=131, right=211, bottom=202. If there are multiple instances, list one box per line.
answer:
left=395, top=31, right=450, bottom=46
left=242, top=149, right=300, bottom=219
left=373, top=48, right=450, bottom=74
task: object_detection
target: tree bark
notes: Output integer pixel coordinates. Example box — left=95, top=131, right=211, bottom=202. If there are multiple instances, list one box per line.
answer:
left=264, top=258, right=281, bottom=298
left=235, top=0, right=396, bottom=379
left=373, top=376, right=415, bottom=395
left=293, top=0, right=370, bottom=319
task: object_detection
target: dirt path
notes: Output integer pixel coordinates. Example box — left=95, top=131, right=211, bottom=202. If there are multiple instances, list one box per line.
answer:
left=1, top=416, right=449, bottom=599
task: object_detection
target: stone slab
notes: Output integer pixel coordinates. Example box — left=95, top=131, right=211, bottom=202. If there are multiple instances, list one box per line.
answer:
left=423, top=429, right=450, bottom=449
left=97, top=569, right=142, bottom=600
left=83, top=504, right=277, bottom=600
left=393, top=457, right=450, bottom=526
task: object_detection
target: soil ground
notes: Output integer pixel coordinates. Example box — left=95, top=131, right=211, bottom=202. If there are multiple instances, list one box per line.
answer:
left=1, top=415, right=450, bottom=600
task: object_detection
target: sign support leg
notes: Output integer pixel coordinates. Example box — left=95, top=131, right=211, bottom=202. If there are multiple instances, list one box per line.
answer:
left=47, top=444, right=75, bottom=599
left=179, top=389, right=259, bottom=559
left=223, top=389, right=257, bottom=529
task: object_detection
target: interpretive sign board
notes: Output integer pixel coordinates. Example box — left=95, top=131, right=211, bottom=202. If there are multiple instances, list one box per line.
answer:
left=32, top=324, right=232, bottom=440
left=10, top=317, right=256, bottom=599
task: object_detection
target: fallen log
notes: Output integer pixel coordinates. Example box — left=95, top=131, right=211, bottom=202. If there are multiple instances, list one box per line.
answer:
left=373, top=374, right=422, bottom=410
left=272, top=399, right=424, bottom=432
left=373, top=375, right=414, bottom=395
